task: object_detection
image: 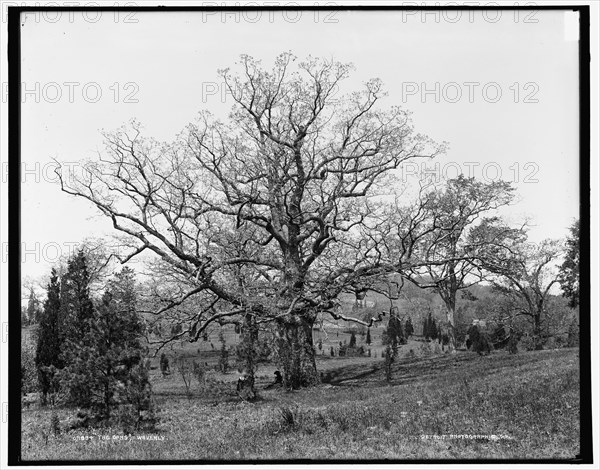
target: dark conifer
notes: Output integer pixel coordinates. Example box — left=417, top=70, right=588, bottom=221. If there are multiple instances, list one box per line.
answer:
left=35, top=268, right=62, bottom=404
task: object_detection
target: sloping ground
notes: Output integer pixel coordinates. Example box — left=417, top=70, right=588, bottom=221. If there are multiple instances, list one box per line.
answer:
left=21, top=348, right=581, bottom=461
left=322, top=348, right=578, bottom=387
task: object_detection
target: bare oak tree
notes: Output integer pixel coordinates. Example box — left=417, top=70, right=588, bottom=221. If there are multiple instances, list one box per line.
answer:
left=478, top=237, right=564, bottom=350
left=57, top=53, right=444, bottom=388
left=402, top=176, right=516, bottom=351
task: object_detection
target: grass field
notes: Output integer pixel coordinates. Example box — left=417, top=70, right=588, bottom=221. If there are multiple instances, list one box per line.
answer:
left=21, top=347, right=580, bottom=461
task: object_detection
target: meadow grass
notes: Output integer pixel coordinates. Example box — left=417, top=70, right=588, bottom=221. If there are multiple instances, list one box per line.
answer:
left=21, top=348, right=580, bottom=461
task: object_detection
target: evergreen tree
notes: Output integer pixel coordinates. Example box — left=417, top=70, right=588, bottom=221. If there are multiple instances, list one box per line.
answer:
left=404, top=317, right=414, bottom=337
left=424, top=310, right=436, bottom=341
left=467, top=324, right=491, bottom=355
left=349, top=331, right=357, bottom=348
left=558, top=219, right=580, bottom=308
left=428, top=317, right=438, bottom=341
left=383, top=316, right=405, bottom=354
left=60, top=268, right=149, bottom=420
left=366, top=328, right=372, bottom=345
left=57, top=250, right=95, bottom=407
left=26, top=288, right=41, bottom=325
left=35, top=269, right=62, bottom=404
left=59, top=250, right=95, bottom=347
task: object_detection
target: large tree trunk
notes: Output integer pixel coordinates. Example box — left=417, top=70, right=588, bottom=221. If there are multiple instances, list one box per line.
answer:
left=445, top=302, right=457, bottom=353
left=276, top=315, right=319, bottom=389
left=236, top=314, right=258, bottom=400
left=442, top=273, right=458, bottom=352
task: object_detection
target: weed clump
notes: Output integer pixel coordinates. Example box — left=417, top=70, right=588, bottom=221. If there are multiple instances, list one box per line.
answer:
left=50, top=411, right=61, bottom=436
left=278, top=405, right=299, bottom=429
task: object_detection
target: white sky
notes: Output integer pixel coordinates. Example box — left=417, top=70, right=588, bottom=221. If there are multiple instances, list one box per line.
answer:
left=17, top=8, right=581, bottom=281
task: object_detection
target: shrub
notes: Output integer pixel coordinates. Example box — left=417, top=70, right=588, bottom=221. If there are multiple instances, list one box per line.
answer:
left=519, top=335, right=537, bottom=352
left=67, top=409, right=104, bottom=431
left=160, top=353, right=170, bottom=376
left=116, top=405, right=137, bottom=434
left=50, top=412, right=61, bottom=436
left=490, top=323, right=508, bottom=345
left=339, top=344, right=365, bottom=358
left=279, top=405, right=299, bottom=429
left=467, top=325, right=492, bottom=355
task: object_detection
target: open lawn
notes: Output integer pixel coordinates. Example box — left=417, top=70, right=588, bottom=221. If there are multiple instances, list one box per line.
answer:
left=21, top=347, right=580, bottom=461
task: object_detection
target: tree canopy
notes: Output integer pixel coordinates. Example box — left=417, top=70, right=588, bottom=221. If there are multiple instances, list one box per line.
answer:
left=57, top=53, right=445, bottom=388
left=402, top=175, right=517, bottom=349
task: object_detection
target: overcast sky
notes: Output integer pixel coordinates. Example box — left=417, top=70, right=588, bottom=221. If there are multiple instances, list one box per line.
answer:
left=18, top=8, right=581, bottom=283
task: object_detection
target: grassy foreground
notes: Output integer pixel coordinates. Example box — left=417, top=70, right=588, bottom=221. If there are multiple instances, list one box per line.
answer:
left=21, top=348, right=580, bottom=461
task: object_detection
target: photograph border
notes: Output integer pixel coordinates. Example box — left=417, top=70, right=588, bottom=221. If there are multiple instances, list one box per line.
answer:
left=6, top=3, right=592, bottom=466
